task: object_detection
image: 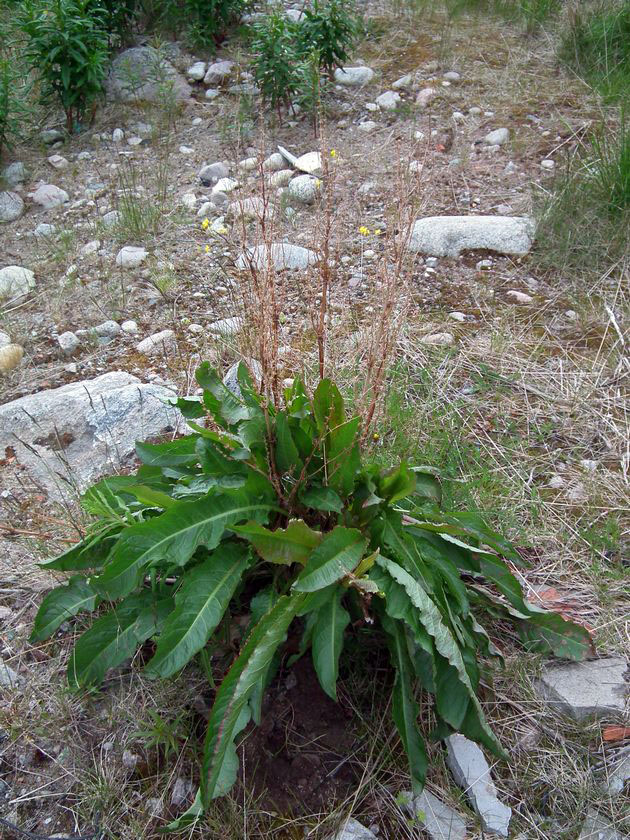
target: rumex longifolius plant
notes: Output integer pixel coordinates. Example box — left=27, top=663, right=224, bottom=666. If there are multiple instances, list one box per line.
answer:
left=31, top=364, right=592, bottom=824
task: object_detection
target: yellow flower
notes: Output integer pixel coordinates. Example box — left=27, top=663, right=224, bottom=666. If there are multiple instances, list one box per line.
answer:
left=374, top=229, right=382, bottom=236
left=315, top=179, right=322, bottom=188
left=373, top=432, right=380, bottom=441
left=201, top=218, right=209, bottom=230
left=358, top=225, right=370, bottom=236
left=204, top=244, right=210, bottom=253
left=330, top=149, right=337, bottom=158
left=215, top=225, right=228, bottom=235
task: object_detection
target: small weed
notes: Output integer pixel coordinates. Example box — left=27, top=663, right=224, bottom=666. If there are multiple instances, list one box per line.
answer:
left=132, top=708, right=188, bottom=763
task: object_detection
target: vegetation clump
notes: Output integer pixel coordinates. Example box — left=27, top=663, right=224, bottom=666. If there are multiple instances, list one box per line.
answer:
left=31, top=363, right=592, bottom=822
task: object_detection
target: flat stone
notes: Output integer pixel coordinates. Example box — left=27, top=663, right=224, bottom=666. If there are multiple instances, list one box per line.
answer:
left=116, top=246, right=148, bottom=268
left=392, top=73, right=413, bottom=90
left=204, top=60, right=234, bottom=86
left=293, top=151, right=322, bottom=175
left=446, top=734, right=511, bottom=837
left=33, top=223, right=56, bottom=237
left=209, top=317, right=242, bottom=337
left=31, top=184, right=69, bottom=209
left=358, top=121, right=377, bottom=133
left=236, top=243, right=317, bottom=271
left=199, top=162, right=229, bottom=185
left=421, top=332, right=454, bottom=346
left=536, top=658, right=628, bottom=721
left=107, top=47, right=190, bottom=103
left=376, top=90, right=401, bottom=110
left=47, top=154, right=69, bottom=170
left=212, top=177, right=238, bottom=194
left=506, top=290, right=533, bottom=304
left=601, top=751, right=630, bottom=796
left=326, top=817, right=378, bottom=840
left=334, top=66, right=375, bottom=86
left=407, top=216, right=535, bottom=257
left=578, top=810, right=625, bottom=840
left=170, top=777, right=193, bottom=807
left=288, top=174, right=320, bottom=204
left=402, top=789, right=467, bottom=840
left=0, top=266, right=36, bottom=299
left=136, top=329, right=176, bottom=355
left=0, top=372, right=182, bottom=499
left=484, top=128, right=510, bottom=146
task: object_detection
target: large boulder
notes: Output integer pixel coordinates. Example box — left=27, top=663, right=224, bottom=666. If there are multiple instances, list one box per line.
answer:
left=0, top=266, right=35, bottom=300
left=107, top=47, right=191, bottom=104
left=407, top=215, right=535, bottom=257
left=0, top=191, right=24, bottom=223
left=0, top=372, right=184, bottom=500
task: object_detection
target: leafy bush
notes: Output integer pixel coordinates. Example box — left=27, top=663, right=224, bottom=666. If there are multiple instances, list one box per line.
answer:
left=31, top=364, right=591, bottom=820
left=297, top=0, right=358, bottom=75
left=20, top=0, right=109, bottom=133
left=87, top=0, right=138, bottom=45
left=251, top=12, right=303, bottom=110
left=171, top=0, right=247, bottom=48
left=560, top=1, right=630, bottom=101
left=0, top=54, right=31, bottom=158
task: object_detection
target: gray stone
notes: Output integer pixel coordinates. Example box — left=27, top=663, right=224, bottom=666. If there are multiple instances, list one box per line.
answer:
left=537, top=658, right=628, bottom=721
left=199, top=162, right=229, bottom=185
left=0, top=191, right=24, bottom=222
left=407, top=216, right=535, bottom=257
left=285, top=8, right=304, bottom=22
left=94, top=321, right=122, bottom=343
left=136, top=329, right=176, bottom=355
left=392, top=73, right=413, bottom=90
left=122, top=750, right=138, bottom=770
left=222, top=360, right=262, bottom=396
left=112, top=128, right=124, bottom=143
left=170, top=777, right=193, bottom=807
left=212, top=177, right=238, bottom=195
left=578, top=810, right=625, bottom=840
left=209, top=317, right=242, bottom=337
left=58, top=331, right=80, bottom=355
left=121, top=320, right=139, bottom=334
left=0, top=663, right=19, bottom=688
left=601, top=750, right=630, bottom=796
left=444, top=70, right=461, bottom=81
left=483, top=128, right=510, bottom=146
left=446, top=734, right=511, bottom=837
left=107, top=47, right=190, bottom=103
left=0, top=372, right=182, bottom=499
left=40, top=128, right=64, bottom=145
left=48, top=154, right=69, bottom=170
left=0, top=266, right=36, bottom=299
left=101, top=210, right=120, bottom=228
left=0, top=331, right=10, bottom=348
left=416, top=87, right=437, bottom=108
left=402, top=789, right=467, bottom=840
left=288, top=174, right=321, bottom=204
left=33, top=223, right=56, bottom=238
left=283, top=149, right=322, bottom=175
left=334, top=66, right=375, bottom=86
left=358, top=121, right=377, bottom=133
left=262, top=152, right=285, bottom=172
left=506, top=290, right=533, bottom=304
left=2, top=162, right=26, bottom=186
left=236, top=243, right=317, bottom=271
left=31, top=184, right=69, bottom=209
left=205, top=88, right=220, bottom=100
left=187, top=61, right=207, bottom=81
left=227, top=197, right=266, bottom=221
left=227, top=82, right=260, bottom=96
left=326, top=817, right=378, bottom=840
left=203, top=60, right=234, bottom=86
left=266, top=169, right=293, bottom=188
left=116, top=246, right=148, bottom=268
left=376, top=90, right=401, bottom=110
left=421, top=332, right=454, bottom=346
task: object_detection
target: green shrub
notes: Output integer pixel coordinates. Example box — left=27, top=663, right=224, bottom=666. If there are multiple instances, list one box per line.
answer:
left=0, top=54, right=31, bottom=158
left=32, top=363, right=591, bottom=822
left=560, top=1, right=630, bottom=101
left=20, top=0, right=109, bottom=133
left=297, top=0, right=358, bottom=75
left=535, top=115, right=630, bottom=271
left=169, top=0, right=247, bottom=48
left=251, top=12, right=303, bottom=110
left=87, top=0, right=138, bottom=45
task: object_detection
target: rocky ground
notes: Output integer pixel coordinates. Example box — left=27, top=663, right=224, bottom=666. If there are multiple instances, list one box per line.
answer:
left=0, top=2, right=628, bottom=839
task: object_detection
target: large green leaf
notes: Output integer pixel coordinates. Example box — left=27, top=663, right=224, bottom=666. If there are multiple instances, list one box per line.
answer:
left=293, top=527, right=367, bottom=592
left=313, top=379, right=345, bottom=435
left=136, top=436, right=199, bottom=467
left=93, top=488, right=276, bottom=600
left=39, top=528, right=120, bottom=572
left=274, top=411, right=304, bottom=477
left=68, top=592, right=173, bottom=689
left=232, top=519, right=322, bottom=566
left=379, top=461, right=416, bottom=504
left=299, top=485, right=343, bottom=513
left=30, top=577, right=99, bottom=642
left=311, top=586, right=350, bottom=700
left=196, top=363, right=253, bottom=428
left=327, top=416, right=361, bottom=497
left=145, top=544, right=252, bottom=679
left=375, top=555, right=504, bottom=757
left=382, top=614, right=427, bottom=793
left=201, top=593, right=304, bottom=804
